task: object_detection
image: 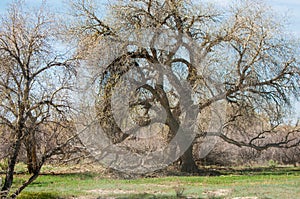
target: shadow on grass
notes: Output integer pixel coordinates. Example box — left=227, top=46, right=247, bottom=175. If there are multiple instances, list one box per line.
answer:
left=19, top=192, right=63, bottom=199
left=40, top=172, right=98, bottom=179
left=218, top=166, right=300, bottom=176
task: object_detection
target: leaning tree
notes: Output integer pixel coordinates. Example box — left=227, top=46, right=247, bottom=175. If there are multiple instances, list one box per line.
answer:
left=71, top=0, right=300, bottom=173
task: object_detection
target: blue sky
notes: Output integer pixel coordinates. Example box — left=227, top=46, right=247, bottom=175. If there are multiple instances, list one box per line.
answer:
left=0, top=0, right=299, bottom=119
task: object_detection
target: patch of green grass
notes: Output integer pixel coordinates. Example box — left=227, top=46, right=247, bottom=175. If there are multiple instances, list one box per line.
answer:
left=1, top=166, right=298, bottom=199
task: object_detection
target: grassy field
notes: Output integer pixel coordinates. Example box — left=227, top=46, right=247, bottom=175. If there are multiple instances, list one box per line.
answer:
left=1, top=166, right=299, bottom=199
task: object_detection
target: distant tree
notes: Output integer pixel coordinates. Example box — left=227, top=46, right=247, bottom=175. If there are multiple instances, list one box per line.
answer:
left=0, top=1, right=77, bottom=198
left=70, top=0, right=300, bottom=173
left=194, top=116, right=300, bottom=167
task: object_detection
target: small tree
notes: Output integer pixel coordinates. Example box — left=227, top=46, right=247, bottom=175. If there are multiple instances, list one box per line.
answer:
left=0, top=1, right=77, bottom=198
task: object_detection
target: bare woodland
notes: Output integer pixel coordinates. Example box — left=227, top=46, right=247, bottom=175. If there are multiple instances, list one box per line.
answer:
left=0, top=0, right=300, bottom=198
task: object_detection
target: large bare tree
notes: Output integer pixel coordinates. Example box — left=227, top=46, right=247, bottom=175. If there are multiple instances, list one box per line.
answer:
left=70, top=0, right=300, bottom=173
left=0, top=1, right=77, bottom=198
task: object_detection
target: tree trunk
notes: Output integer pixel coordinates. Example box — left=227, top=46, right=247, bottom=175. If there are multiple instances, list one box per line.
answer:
left=1, top=138, right=22, bottom=199
left=10, top=170, right=40, bottom=199
left=179, top=144, right=199, bottom=173
left=25, top=132, right=38, bottom=174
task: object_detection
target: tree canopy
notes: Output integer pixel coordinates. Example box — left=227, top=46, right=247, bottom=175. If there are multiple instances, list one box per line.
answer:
left=72, top=0, right=300, bottom=173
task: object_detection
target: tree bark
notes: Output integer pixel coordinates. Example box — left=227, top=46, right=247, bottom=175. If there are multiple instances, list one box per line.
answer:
left=25, top=132, right=38, bottom=174
left=10, top=170, right=40, bottom=199
left=1, top=137, right=22, bottom=199
left=179, top=144, right=199, bottom=173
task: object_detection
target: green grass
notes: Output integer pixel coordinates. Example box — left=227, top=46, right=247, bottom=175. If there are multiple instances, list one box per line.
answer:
left=1, top=166, right=299, bottom=199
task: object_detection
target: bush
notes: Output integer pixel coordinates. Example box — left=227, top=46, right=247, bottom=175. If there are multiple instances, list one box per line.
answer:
left=0, top=158, right=8, bottom=171
left=268, top=160, right=278, bottom=169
